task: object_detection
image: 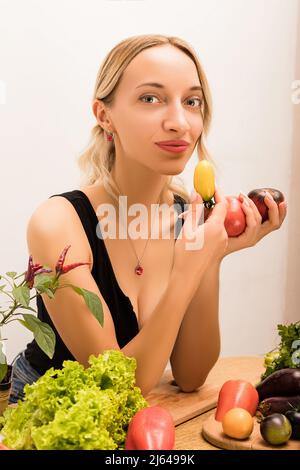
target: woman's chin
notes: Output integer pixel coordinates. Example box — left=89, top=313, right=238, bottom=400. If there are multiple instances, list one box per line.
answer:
left=161, top=163, right=186, bottom=176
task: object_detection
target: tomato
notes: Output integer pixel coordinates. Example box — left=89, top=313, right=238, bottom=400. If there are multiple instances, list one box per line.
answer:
left=285, top=410, right=300, bottom=439
left=215, top=380, right=259, bottom=422
left=125, top=406, right=175, bottom=450
left=247, top=188, right=285, bottom=223
left=224, top=196, right=246, bottom=237
left=222, top=407, right=254, bottom=439
left=193, top=160, right=215, bottom=206
left=260, top=413, right=292, bottom=445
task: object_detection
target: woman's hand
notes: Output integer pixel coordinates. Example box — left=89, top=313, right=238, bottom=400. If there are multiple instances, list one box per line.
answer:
left=222, top=190, right=287, bottom=258
left=173, top=187, right=229, bottom=282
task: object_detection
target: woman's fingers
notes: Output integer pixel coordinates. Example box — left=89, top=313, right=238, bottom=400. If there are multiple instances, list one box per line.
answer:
left=239, top=191, right=262, bottom=224
left=181, top=191, right=204, bottom=238
left=208, top=186, right=228, bottom=223
left=262, top=191, right=280, bottom=229
left=214, top=183, right=226, bottom=203
left=278, top=200, right=288, bottom=225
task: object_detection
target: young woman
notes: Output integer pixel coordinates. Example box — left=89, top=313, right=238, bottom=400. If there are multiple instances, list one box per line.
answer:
left=9, top=34, right=287, bottom=403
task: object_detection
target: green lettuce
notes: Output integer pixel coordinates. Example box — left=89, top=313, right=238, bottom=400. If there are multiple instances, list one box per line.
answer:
left=0, top=350, right=148, bottom=449
left=261, top=321, right=300, bottom=380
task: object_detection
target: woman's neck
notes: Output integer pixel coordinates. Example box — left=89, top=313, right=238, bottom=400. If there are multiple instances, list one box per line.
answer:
left=110, top=160, right=171, bottom=209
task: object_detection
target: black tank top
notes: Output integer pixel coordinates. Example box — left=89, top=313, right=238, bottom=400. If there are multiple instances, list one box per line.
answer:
left=24, top=190, right=187, bottom=375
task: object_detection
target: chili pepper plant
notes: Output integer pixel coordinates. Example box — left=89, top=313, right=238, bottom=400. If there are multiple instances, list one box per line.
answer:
left=0, top=245, right=104, bottom=383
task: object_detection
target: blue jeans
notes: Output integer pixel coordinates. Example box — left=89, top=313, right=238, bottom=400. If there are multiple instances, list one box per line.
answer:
left=8, top=351, right=41, bottom=404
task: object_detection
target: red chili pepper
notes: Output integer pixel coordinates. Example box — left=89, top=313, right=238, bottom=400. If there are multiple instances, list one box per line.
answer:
left=25, top=255, right=52, bottom=288
left=55, top=245, right=91, bottom=277
left=125, top=406, right=175, bottom=450
left=61, top=262, right=91, bottom=274
left=215, top=380, right=259, bottom=422
left=55, top=244, right=71, bottom=275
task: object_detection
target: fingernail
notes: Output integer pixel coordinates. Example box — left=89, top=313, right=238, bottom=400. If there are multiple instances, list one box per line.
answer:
left=265, top=191, right=273, bottom=200
left=239, top=190, right=250, bottom=207
left=239, top=190, right=248, bottom=199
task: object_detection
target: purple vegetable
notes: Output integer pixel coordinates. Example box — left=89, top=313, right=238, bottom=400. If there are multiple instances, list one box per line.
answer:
left=256, top=368, right=300, bottom=401
left=285, top=410, right=300, bottom=439
left=258, top=395, right=300, bottom=416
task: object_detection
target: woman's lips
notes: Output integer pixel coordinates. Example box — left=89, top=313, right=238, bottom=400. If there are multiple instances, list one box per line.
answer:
left=155, top=143, right=189, bottom=154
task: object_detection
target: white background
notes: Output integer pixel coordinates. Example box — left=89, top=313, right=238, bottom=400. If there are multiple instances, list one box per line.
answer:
left=0, top=0, right=299, bottom=365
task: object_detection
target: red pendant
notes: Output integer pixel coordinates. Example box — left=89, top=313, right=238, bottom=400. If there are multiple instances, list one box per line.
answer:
left=135, top=264, right=144, bottom=275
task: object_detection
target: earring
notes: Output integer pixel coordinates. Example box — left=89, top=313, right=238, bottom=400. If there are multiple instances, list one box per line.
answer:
left=106, top=132, right=113, bottom=142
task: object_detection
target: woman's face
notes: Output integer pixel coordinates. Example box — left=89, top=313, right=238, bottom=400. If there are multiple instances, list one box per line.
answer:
left=99, top=44, right=204, bottom=176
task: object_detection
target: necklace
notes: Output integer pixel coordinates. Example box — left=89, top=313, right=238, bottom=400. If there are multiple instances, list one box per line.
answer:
left=109, top=181, right=162, bottom=276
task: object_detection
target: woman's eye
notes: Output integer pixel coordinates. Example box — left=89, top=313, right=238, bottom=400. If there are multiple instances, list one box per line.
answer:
left=139, top=95, right=203, bottom=108
left=139, top=95, right=159, bottom=104
left=187, top=97, right=203, bottom=108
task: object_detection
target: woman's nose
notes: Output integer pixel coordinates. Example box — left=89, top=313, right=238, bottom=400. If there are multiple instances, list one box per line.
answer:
left=164, top=104, right=191, bottom=132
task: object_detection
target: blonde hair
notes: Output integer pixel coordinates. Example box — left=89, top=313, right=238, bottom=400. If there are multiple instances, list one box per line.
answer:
left=77, top=34, right=213, bottom=204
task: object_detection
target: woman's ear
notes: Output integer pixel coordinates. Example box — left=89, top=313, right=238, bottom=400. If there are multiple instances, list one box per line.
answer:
left=92, top=99, right=111, bottom=130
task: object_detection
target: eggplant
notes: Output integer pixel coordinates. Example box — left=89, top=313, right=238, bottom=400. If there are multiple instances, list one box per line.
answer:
left=285, top=410, right=300, bottom=439
left=258, top=395, right=300, bottom=416
left=256, top=368, right=300, bottom=400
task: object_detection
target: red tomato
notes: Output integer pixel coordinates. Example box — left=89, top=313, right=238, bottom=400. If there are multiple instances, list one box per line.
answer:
left=224, top=196, right=246, bottom=237
left=125, top=406, right=175, bottom=450
left=215, top=380, right=259, bottom=422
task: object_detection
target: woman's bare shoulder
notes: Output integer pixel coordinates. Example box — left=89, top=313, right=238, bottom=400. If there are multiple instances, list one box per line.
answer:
left=26, top=194, right=92, bottom=263
left=28, top=194, right=82, bottom=231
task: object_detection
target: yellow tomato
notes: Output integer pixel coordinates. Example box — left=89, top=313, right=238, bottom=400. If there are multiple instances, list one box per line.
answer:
left=193, top=160, right=215, bottom=202
left=222, top=407, right=254, bottom=440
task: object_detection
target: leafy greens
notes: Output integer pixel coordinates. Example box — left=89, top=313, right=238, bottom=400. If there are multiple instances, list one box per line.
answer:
left=0, top=350, right=148, bottom=450
left=262, top=321, right=300, bottom=380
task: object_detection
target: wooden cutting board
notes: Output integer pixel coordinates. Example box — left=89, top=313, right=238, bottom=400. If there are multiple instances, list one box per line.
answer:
left=146, top=356, right=264, bottom=426
left=202, top=413, right=300, bottom=450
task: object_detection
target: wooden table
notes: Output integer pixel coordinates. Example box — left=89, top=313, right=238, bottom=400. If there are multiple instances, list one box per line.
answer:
left=175, top=408, right=218, bottom=450
left=147, top=356, right=265, bottom=450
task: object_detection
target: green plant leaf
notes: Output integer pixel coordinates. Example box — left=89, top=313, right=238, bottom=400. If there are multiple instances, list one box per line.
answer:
left=19, top=314, right=55, bottom=359
left=18, top=305, right=38, bottom=313
left=0, top=342, right=7, bottom=383
left=0, top=341, right=7, bottom=364
left=71, top=286, right=104, bottom=327
left=6, top=272, right=17, bottom=279
left=100, top=373, right=113, bottom=389
left=12, top=285, right=30, bottom=307
left=33, top=273, right=54, bottom=290
left=0, top=363, right=7, bottom=383
left=43, top=288, right=55, bottom=299
left=0, top=284, right=6, bottom=291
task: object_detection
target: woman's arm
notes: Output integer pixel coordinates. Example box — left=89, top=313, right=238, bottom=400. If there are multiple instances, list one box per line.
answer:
left=168, top=191, right=288, bottom=392
left=27, top=197, right=210, bottom=398
left=123, top=190, right=229, bottom=397
left=170, top=260, right=221, bottom=392
left=122, top=267, right=207, bottom=397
